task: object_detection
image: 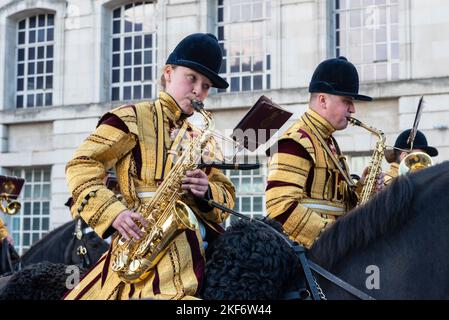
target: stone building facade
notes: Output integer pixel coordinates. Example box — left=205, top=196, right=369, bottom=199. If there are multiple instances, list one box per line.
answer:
left=1, top=0, right=448, bottom=253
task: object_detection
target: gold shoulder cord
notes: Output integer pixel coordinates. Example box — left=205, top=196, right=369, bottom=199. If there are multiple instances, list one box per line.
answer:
left=303, top=113, right=355, bottom=188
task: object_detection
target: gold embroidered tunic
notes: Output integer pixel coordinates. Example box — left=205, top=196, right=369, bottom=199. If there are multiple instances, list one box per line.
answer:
left=64, top=92, right=235, bottom=300
left=265, top=108, right=357, bottom=248
left=384, top=162, right=399, bottom=186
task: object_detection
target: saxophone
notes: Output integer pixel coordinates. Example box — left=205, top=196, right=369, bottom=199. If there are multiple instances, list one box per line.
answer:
left=111, top=100, right=214, bottom=283
left=347, top=117, right=386, bottom=205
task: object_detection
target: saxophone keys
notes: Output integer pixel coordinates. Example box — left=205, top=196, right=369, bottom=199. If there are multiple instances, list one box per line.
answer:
left=117, top=236, right=127, bottom=246
left=112, top=253, right=126, bottom=271
left=129, top=259, right=141, bottom=272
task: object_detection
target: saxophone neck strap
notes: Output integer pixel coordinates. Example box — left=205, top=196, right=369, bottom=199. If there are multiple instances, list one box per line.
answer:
left=154, top=100, right=165, bottom=181
left=163, top=121, right=190, bottom=179
left=303, top=113, right=355, bottom=188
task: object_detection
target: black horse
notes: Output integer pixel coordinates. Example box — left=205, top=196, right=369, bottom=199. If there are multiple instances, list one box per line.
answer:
left=0, top=217, right=109, bottom=277
left=0, top=217, right=109, bottom=299
left=203, top=161, right=449, bottom=300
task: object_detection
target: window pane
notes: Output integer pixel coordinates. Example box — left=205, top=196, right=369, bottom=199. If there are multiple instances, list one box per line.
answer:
left=45, top=93, right=52, bottom=106
left=38, top=46, right=44, bottom=59
left=113, top=38, right=120, bottom=52
left=112, top=87, right=120, bottom=100
left=17, top=78, right=24, bottom=91
left=133, top=85, right=141, bottom=100
left=42, top=218, right=49, bottom=230
left=16, top=95, right=23, bottom=108
left=18, top=64, right=24, bottom=76
left=124, top=68, right=132, bottom=81
left=47, top=45, right=53, bottom=58
left=230, top=77, right=239, bottom=91
left=144, top=50, right=152, bottom=64
left=36, top=93, right=43, bottom=106
left=134, top=36, right=142, bottom=49
left=38, top=14, right=45, bottom=27
left=134, top=67, right=141, bottom=81
left=134, top=52, right=142, bottom=65
left=242, top=76, right=251, bottom=91
left=27, top=94, right=34, bottom=107
left=46, top=61, right=53, bottom=73
left=124, top=86, right=131, bottom=99
left=37, top=61, right=44, bottom=74
left=143, top=85, right=151, bottom=98
left=112, top=69, right=120, bottom=83
left=45, top=76, right=53, bottom=89
left=253, top=75, right=262, bottom=90
left=38, top=29, right=45, bottom=42
left=144, top=66, right=152, bottom=80
left=47, top=28, right=54, bottom=41
left=36, top=77, right=43, bottom=89
left=18, top=32, right=25, bottom=44
left=29, top=30, right=35, bottom=43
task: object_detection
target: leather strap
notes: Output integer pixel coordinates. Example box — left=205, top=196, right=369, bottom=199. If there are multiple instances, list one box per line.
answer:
left=154, top=100, right=165, bottom=180
left=163, top=121, right=189, bottom=178
left=309, top=260, right=375, bottom=300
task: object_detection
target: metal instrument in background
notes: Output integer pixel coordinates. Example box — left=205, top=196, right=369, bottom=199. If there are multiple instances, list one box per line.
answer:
left=0, top=176, right=24, bottom=215
left=398, top=96, right=433, bottom=175
left=399, top=151, right=433, bottom=175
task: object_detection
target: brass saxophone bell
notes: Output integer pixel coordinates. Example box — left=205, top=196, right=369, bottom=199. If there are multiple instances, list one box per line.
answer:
left=399, top=151, right=433, bottom=175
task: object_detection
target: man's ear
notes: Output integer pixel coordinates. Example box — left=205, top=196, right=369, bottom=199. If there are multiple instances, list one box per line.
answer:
left=318, top=93, right=327, bottom=110
left=163, top=65, right=172, bottom=83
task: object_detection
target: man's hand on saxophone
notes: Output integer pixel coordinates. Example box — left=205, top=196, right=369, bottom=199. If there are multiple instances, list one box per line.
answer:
left=112, top=210, right=149, bottom=241
left=359, top=166, right=385, bottom=193
left=182, top=169, right=209, bottom=198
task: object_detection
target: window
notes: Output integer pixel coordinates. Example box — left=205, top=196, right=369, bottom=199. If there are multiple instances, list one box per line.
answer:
left=334, top=0, right=399, bottom=82
left=16, top=14, right=55, bottom=108
left=5, top=167, right=51, bottom=255
left=224, top=161, right=267, bottom=228
left=217, top=0, right=272, bottom=93
left=111, top=1, right=158, bottom=101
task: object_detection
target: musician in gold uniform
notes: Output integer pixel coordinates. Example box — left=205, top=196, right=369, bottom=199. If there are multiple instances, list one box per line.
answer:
left=384, top=129, right=438, bottom=185
left=266, top=56, right=383, bottom=249
left=64, top=33, right=235, bottom=300
left=0, top=218, right=13, bottom=245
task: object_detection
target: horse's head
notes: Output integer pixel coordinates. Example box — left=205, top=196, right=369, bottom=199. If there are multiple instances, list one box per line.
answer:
left=202, top=218, right=302, bottom=300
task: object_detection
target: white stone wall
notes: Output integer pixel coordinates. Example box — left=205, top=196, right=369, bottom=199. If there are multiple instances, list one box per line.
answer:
left=1, top=0, right=449, bottom=231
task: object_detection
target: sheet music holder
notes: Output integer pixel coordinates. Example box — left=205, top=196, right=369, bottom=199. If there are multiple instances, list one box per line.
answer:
left=0, top=175, right=25, bottom=200
left=231, top=95, right=293, bottom=152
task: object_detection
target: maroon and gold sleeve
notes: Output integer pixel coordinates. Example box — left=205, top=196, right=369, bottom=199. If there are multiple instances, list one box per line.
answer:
left=265, top=138, right=333, bottom=248
left=65, top=107, right=137, bottom=238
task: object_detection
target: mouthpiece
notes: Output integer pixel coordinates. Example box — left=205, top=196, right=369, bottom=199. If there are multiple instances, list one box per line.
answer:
left=192, top=100, right=204, bottom=112
left=347, top=117, right=362, bottom=126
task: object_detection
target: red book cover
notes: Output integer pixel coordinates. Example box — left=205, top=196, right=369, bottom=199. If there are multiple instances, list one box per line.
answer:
left=232, top=95, right=293, bottom=151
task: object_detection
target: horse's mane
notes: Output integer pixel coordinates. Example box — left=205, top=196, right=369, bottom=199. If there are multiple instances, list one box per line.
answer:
left=309, top=161, right=449, bottom=270
left=20, top=219, right=77, bottom=260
